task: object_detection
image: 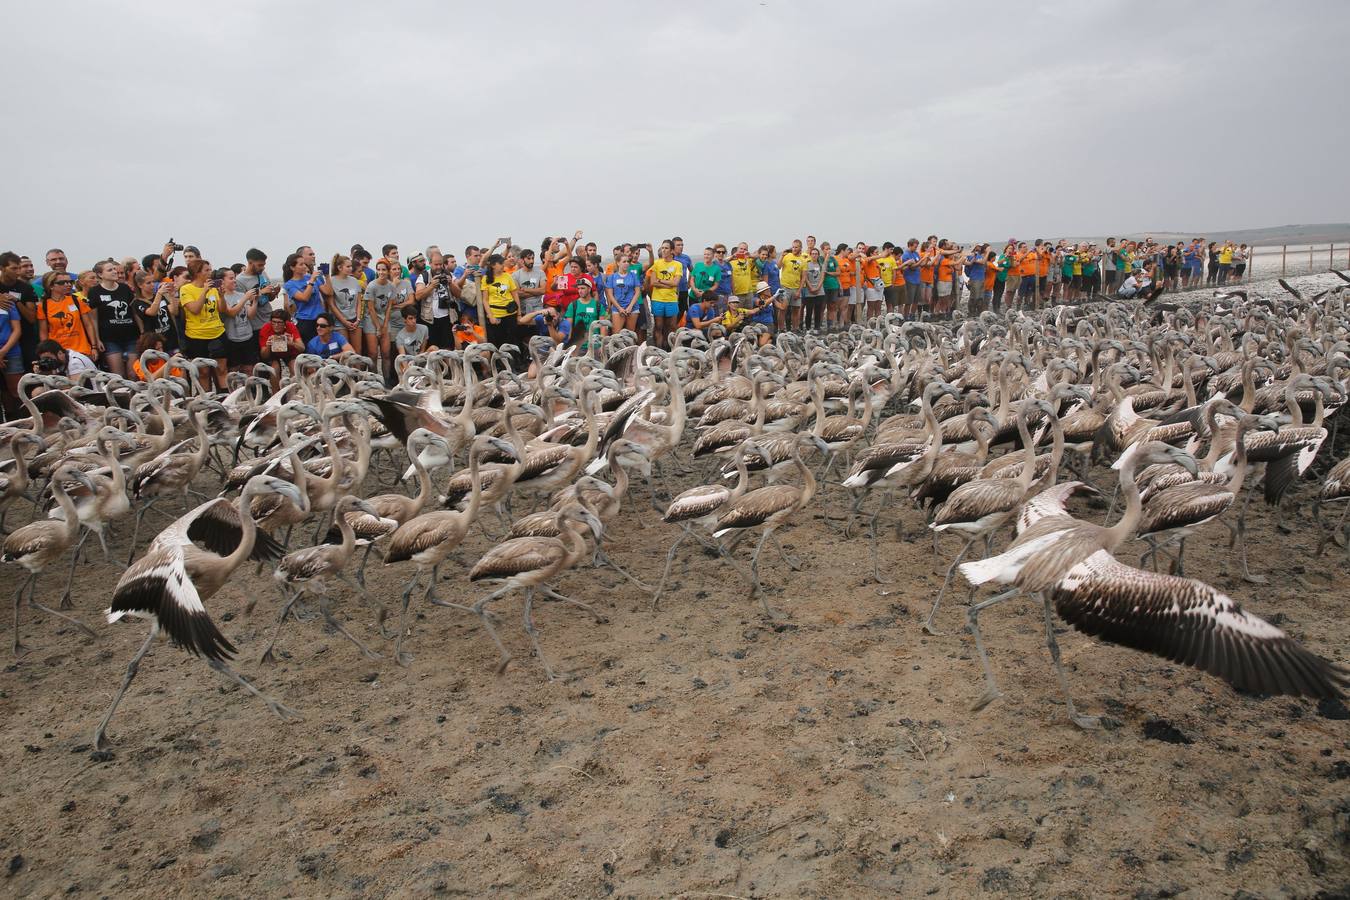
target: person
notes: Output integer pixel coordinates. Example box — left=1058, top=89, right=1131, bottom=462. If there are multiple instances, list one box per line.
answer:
left=878, top=244, right=900, bottom=314
left=1118, top=268, right=1164, bottom=301
left=511, top=248, right=549, bottom=338
left=685, top=292, right=712, bottom=332
left=220, top=268, right=259, bottom=374
left=0, top=251, right=40, bottom=374
left=37, top=271, right=97, bottom=358
left=713, top=244, right=733, bottom=302
left=690, top=247, right=722, bottom=322
left=728, top=243, right=755, bottom=305
left=820, top=243, right=841, bottom=330
left=748, top=281, right=776, bottom=344
left=34, top=338, right=96, bottom=377
left=837, top=244, right=858, bottom=326
left=964, top=245, right=987, bottom=315
left=672, top=236, right=693, bottom=315
left=559, top=277, right=608, bottom=352
left=86, top=260, right=138, bottom=376
left=393, top=308, right=433, bottom=358
left=933, top=241, right=958, bottom=318
left=1217, top=240, right=1235, bottom=286
left=647, top=241, right=682, bottom=349
left=257, top=308, right=304, bottom=391
left=778, top=239, right=806, bottom=329
left=405, top=251, right=438, bottom=339
left=305, top=314, right=353, bottom=359
left=1234, top=244, right=1249, bottom=282
left=481, top=253, right=523, bottom=357
left=283, top=252, right=325, bottom=343
left=605, top=248, right=642, bottom=335
left=1163, top=244, right=1182, bottom=293
left=130, top=331, right=175, bottom=381
left=179, top=259, right=228, bottom=391
left=136, top=265, right=183, bottom=351
left=322, top=254, right=363, bottom=344
left=802, top=248, right=826, bottom=332
left=360, top=258, right=401, bottom=380
left=0, top=274, right=21, bottom=414
left=1206, top=242, right=1219, bottom=287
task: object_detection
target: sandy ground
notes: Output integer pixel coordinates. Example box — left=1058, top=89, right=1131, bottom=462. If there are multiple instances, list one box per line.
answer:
left=2, top=316, right=1349, bottom=898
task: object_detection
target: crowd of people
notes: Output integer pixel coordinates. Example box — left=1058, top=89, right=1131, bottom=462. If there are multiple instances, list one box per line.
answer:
left=0, top=233, right=1251, bottom=412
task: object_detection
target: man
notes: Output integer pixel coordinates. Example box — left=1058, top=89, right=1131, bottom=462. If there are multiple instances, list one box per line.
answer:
left=1118, top=267, right=1163, bottom=301
left=1102, top=237, right=1118, bottom=294
left=512, top=249, right=548, bottom=338
left=381, top=244, right=410, bottom=279
left=0, top=251, right=40, bottom=369
left=235, top=248, right=279, bottom=341
left=689, top=247, right=722, bottom=319
left=406, top=252, right=437, bottom=329
left=900, top=239, right=922, bottom=319
left=351, top=245, right=375, bottom=285
left=748, top=280, right=776, bottom=344
left=878, top=243, right=900, bottom=314
left=306, top=314, right=354, bottom=359
left=671, top=236, right=693, bottom=315
left=421, top=254, right=457, bottom=348
left=184, top=246, right=202, bottom=266
left=34, top=337, right=96, bottom=376
left=964, top=245, right=987, bottom=316
left=728, top=243, right=756, bottom=305
left=43, top=248, right=69, bottom=281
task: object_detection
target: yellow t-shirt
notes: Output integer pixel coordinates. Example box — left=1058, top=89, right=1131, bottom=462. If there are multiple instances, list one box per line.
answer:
left=729, top=257, right=755, bottom=295
left=1218, top=245, right=1234, bottom=265
left=481, top=275, right=518, bottom=319
left=650, top=260, right=682, bottom=304
left=780, top=252, right=806, bottom=289
left=180, top=283, right=225, bottom=340
left=877, top=255, right=897, bottom=287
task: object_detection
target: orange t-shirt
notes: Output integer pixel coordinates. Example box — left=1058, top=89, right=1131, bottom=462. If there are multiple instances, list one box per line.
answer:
left=937, top=255, right=954, bottom=283
left=835, top=255, right=855, bottom=290
left=919, top=252, right=935, bottom=284
left=1016, top=253, right=1037, bottom=277
left=1037, top=249, right=1051, bottom=276
left=861, top=258, right=881, bottom=282
left=983, top=265, right=997, bottom=291
left=38, top=295, right=93, bottom=356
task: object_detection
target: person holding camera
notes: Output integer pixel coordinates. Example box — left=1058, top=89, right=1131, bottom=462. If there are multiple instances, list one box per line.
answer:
left=321, top=253, right=363, bottom=343
left=219, top=268, right=260, bottom=374
left=258, top=308, right=304, bottom=392
left=282, top=253, right=325, bottom=344
left=33, top=338, right=96, bottom=377
left=179, top=259, right=228, bottom=392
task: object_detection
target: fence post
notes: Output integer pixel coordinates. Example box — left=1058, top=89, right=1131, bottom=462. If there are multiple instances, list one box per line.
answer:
left=1309, top=244, right=1314, bottom=272
left=1330, top=244, right=1335, bottom=271
left=1281, top=245, right=1287, bottom=275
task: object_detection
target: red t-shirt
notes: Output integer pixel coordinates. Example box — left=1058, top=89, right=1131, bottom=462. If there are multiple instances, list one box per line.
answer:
left=544, top=272, right=583, bottom=310
left=258, top=321, right=302, bottom=358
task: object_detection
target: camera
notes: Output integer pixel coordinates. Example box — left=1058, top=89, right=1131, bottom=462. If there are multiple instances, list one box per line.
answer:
left=435, top=273, right=449, bottom=286
left=35, top=357, right=63, bottom=374
left=167, top=238, right=185, bottom=252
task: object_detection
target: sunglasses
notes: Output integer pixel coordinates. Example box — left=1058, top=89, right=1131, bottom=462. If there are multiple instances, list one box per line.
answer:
left=54, top=279, right=73, bottom=286
left=317, top=322, right=332, bottom=328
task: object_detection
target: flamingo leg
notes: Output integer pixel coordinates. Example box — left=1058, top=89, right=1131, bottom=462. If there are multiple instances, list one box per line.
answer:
left=770, top=532, right=801, bottom=570
left=206, top=657, right=299, bottom=721
left=967, top=586, right=1021, bottom=711
left=335, top=573, right=391, bottom=637
left=470, top=585, right=518, bottom=674
left=650, top=528, right=688, bottom=611
left=594, top=548, right=651, bottom=591
left=1041, top=592, right=1100, bottom=729
left=126, top=500, right=155, bottom=566
left=393, top=570, right=424, bottom=667
left=11, top=573, right=34, bottom=655
left=317, top=595, right=381, bottom=660
left=93, top=627, right=157, bottom=750
left=521, top=588, right=557, bottom=681
left=922, top=537, right=975, bottom=636
left=60, top=531, right=90, bottom=609
left=747, top=528, right=783, bottom=619
left=261, top=588, right=303, bottom=664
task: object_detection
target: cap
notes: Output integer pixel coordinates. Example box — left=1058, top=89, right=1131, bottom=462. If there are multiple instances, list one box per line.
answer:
left=755, top=281, right=770, bottom=294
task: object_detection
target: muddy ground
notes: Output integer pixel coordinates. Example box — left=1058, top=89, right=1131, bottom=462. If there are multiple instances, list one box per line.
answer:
left=2, top=422, right=1349, bottom=898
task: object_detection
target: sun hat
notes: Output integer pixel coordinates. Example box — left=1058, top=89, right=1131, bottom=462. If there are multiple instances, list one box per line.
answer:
left=755, top=281, right=771, bottom=293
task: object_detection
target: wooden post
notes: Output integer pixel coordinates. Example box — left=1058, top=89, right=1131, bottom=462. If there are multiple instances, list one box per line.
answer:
left=1281, top=245, right=1287, bottom=275
left=1330, top=244, right=1335, bottom=271
left=1309, top=244, right=1314, bottom=272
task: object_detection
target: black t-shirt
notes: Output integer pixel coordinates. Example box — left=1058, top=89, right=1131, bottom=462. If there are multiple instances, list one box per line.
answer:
left=0, top=278, right=39, bottom=362
left=87, top=282, right=138, bottom=342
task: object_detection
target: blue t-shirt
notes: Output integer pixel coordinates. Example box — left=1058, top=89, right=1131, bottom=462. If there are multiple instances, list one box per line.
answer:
left=902, top=250, right=921, bottom=284
left=306, top=334, right=345, bottom=358
left=964, top=254, right=985, bottom=282
left=286, top=275, right=325, bottom=320
left=605, top=270, right=642, bottom=310
left=717, top=261, right=732, bottom=295
left=674, top=253, right=693, bottom=291
left=759, top=259, right=781, bottom=293
left=686, top=302, right=707, bottom=327
left=0, top=303, right=19, bottom=355
left=751, top=298, right=775, bottom=325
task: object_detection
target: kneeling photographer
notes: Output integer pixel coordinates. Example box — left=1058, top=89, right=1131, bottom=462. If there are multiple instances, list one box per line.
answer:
left=34, top=338, right=96, bottom=377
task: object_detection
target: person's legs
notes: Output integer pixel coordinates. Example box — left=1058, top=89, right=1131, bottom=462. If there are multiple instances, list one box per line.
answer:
left=787, top=289, right=802, bottom=331
left=991, top=279, right=1004, bottom=314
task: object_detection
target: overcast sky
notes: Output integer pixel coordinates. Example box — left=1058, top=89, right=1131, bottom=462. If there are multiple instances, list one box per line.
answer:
left=5, top=0, right=1348, bottom=268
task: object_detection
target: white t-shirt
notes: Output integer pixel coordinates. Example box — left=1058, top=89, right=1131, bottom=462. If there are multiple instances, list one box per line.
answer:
left=66, top=349, right=97, bottom=374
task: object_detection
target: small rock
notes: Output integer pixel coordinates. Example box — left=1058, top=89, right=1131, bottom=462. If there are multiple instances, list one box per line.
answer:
left=209, top=863, right=239, bottom=879
left=980, top=866, right=1013, bottom=892
left=151, top=856, right=176, bottom=870
left=8, top=855, right=24, bottom=876
left=88, top=750, right=115, bottom=763
left=714, top=828, right=733, bottom=849
left=358, top=672, right=378, bottom=683
left=1317, top=698, right=1350, bottom=721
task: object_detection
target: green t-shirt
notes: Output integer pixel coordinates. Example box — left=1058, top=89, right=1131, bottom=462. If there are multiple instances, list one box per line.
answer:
left=1083, top=258, right=1098, bottom=276
left=1061, top=254, right=1077, bottom=277
left=691, top=261, right=721, bottom=294
left=565, top=296, right=605, bottom=349
left=824, top=256, right=840, bottom=291
left=996, top=255, right=1011, bottom=282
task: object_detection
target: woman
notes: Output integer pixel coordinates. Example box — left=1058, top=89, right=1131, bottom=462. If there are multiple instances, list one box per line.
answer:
left=481, top=253, right=524, bottom=359
left=647, top=240, right=682, bottom=349
left=88, top=259, right=139, bottom=376
left=1060, top=245, right=1079, bottom=304
left=283, top=253, right=325, bottom=343
left=1233, top=244, right=1249, bottom=282
left=0, top=284, right=21, bottom=414
left=833, top=245, right=854, bottom=328
left=359, top=258, right=400, bottom=378
left=220, top=268, right=259, bottom=374
left=1163, top=244, right=1182, bottom=293
left=992, top=245, right=1012, bottom=314
left=982, top=249, right=1000, bottom=313
left=136, top=266, right=184, bottom=352
left=556, top=276, right=608, bottom=353
left=860, top=246, right=883, bottom=322
left=258, top=308, right=304, bottom=392
left=1206, top=242, right=1219, bottom=287
left=179, top=259, right=228, bottom=391
left=305, top=314, right=354, bottom=359
left=322, top=253, right=363, bottom=343
left=37, top=271, right=97, bottom=358
left=1217, top=240, right=1235, bottom=286
left=802, top=247, right=826, bottom=332
left=606, top=248, right=642, bottom=334
left=74, top=270, right=97, bottom=301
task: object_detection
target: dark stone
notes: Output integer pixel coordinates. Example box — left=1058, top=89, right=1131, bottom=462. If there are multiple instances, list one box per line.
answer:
left=1142, top=719, right=1192, bottom=745
left=714, top=829, right=733, bottom=849
left=151, top=856, right=177, bottom=870
left=88, top=750, right=115, bottom=763
left=1330, top=761, right=1350, bottom=780
left=358, top=672, right=378, bottom=683
left=60, top=801, right=75, bottom=813
left=8, top=855, right=23, bottom=876
left=980, top=867, right=1013, bottom=892
left=1317, top=698, right=1350, bottom=721
left=209, top=863, right=238, bottom=879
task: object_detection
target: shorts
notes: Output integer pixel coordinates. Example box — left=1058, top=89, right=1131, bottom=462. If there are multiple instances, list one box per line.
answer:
left=227, top=337, right=259, bottom=367
left=935, top=279, right=953, bottom=298
left=1234, top=263, right=1246, bottom=276
left=1048, top=268, right=1062, bottom=283
left=1104, top=269, right=1118, bottom=285
left=883, top=285, right=903, bottom=307
left=967, top=281, right=986, bottom=300
left=1038, top=276, right=1049, bottom=293
left=295, top=318, right=319, bottom=344
left=863, top=286, right=883, bottom=303
left=781, top=287, right=802, bottom=308
left=650, top=300, right=679, bottom=318
left=4, top=351, right=22, bottom=375
left=360, top=312, right=381, bottom=335
left=102, top=337, right=137, bottom=357
left=183, top=334, right=227, bottom=359
left=905, top=282, right=921, bottom=305
left=1069, top=274, right=1083, bottom=290
left=1018, top=277, right=1036, bottom=298
left=849, top=286, right=863, bottom=305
